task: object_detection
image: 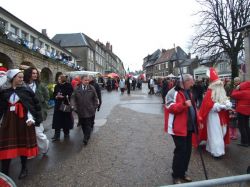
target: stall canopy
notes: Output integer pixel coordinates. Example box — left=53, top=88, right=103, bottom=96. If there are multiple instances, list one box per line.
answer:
left=166, top=73, right=176, bottom=78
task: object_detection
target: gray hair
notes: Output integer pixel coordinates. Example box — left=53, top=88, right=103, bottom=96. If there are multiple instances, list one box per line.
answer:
left=81, top=74, right=89, bottom=79
left=234, top=77, right=240, bottom=82
left=179, top=74, right=193, bottom=82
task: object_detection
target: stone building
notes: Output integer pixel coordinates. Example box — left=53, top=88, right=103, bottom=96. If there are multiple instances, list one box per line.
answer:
left=0, top=7, right=77, bottom=82
left=52, top=34, right=125, bottom=76
left=143, top=46, right=191, bottom=79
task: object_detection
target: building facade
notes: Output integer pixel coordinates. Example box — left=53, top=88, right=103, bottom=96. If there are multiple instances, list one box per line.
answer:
left=53, top=34, right=125, bottom=76
left=0, top=7, right=77, bottom=82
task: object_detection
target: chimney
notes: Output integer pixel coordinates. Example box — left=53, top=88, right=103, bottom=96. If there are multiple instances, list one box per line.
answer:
left=188, top=53, right=191, bottom=59
left=42, top=29, right=47, bottom=37
left=110, top=45, right=112, bottom=52
left=106, top=42, right=110, bottom=50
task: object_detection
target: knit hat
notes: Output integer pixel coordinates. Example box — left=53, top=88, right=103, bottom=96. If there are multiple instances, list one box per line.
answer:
left=6, top=69, right=21, bottom=80
left=206, top=67, right=219, bottom=82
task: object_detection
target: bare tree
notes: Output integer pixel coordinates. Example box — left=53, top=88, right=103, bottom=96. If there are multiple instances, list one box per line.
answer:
left=191, top=0, right=250, bottom=78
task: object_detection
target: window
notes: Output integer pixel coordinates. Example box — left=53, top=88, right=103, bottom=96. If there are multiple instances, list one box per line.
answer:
left=219, top=62, right=227, bottom=72
left=10, top=24, right=18, bottom=35
left=45, top=44, right=49, bottom=50
left=21, top=31, right=27, bottom=39
left=30, top=36, right=36, bottom=45
left=39, top=40, right=43, bottom=48
left=51, top=48, right=55, bottom=57
left=165, top=62, right=168, bottom=68
left=0, top=18, right=7, bottom=30
left=183, top=67, right=187, bottom=73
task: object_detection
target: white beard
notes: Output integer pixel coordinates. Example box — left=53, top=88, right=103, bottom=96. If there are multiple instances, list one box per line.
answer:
left=209, top=80, right=228, bottom=104
left=0, top=74, right=7, bottom=88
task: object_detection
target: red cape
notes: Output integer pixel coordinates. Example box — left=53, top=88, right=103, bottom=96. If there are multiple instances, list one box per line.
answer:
left=193, top=89, right=230, bottom=147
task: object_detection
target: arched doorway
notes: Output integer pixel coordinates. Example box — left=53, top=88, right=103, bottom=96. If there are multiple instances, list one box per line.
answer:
left=0, top=52, right=14, bottom=69
left=40, top=67, right=53, bottom=84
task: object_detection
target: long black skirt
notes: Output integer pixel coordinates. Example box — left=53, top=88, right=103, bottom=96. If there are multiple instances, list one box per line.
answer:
left=52, top=110, right=74, bottom=130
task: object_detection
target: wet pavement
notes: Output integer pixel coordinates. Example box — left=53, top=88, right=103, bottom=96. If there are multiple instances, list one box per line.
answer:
left=6, top=83, right=250, bottom=186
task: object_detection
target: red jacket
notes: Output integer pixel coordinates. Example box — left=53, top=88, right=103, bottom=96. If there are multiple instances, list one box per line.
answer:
left=164, top=87, right=199, bottom=136
left=231, top=81, right=250, bottom=116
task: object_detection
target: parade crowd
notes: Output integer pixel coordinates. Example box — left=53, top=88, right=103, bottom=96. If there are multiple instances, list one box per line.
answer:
left=0, top=67, right=102, bottom=181
left=162, top=68, right=250, bottom=184
left=0, top=66, right=250, bottom=185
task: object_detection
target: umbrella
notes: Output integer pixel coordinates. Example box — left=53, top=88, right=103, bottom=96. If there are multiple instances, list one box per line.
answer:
left=107, top=72, right=119, bottom=78
left=139, top=74, right=145, bottom=79
left=166, top=73, right=176, bottom=78
left=126, top=74, right=132, bottom=78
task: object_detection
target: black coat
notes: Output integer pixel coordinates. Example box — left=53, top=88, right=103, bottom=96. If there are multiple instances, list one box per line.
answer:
left=52, top=82, right=74, bottom=130
left=0, top=86, right=42, bottom=126
left=90, top=80, right=102, bottom=104
left=53, top=82, right=73, bottom=110
left=71, top=84, right=98, bottom=118
left=162, top=80, right=169, bottom=96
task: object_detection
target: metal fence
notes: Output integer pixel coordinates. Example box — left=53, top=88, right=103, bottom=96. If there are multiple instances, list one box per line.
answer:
left=161, top=174, right=250, bottom=187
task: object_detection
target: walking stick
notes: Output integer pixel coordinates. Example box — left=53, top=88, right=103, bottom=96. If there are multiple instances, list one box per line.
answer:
left=174, top=45, right=208, bottom=180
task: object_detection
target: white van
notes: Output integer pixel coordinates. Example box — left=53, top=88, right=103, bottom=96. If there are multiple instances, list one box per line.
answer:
left=65, top=71, right=101, bottom=78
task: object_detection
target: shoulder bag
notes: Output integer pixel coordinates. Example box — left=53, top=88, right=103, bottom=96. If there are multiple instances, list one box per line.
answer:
left=59, top=95, right=72, bottom=112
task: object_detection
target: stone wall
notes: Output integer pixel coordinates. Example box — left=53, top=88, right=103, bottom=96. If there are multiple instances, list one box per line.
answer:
left=0, top=38, right=73, bottom=82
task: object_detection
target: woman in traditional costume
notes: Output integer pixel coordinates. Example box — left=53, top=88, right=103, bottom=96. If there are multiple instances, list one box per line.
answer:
left=0, top=69, right=42, bottom=179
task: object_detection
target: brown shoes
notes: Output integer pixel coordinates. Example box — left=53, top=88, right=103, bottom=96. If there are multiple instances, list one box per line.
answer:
left=173, top=178, right=182, bottom=184
left=182, top=175, right=192, bottom=182
left=173, top=175, right=192, bottom=184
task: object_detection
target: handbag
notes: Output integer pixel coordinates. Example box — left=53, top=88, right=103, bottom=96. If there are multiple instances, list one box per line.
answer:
left=59, top=95, right=72, bottom=113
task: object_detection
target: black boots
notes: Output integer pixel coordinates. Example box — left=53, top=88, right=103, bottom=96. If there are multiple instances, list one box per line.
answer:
left=52, top=129, right=60, bottom=142
left=83, top=139, right=88, bottom=145
left=19, top=156, right=28, bottom=179
left=1, top=157, right=28, bottom=179
left=52, top=135, right=60, bottom=142
left=18, top=167, right=28, bottom=179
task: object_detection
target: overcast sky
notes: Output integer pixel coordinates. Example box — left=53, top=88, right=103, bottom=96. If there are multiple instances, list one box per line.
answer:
left=1, top=0, right=200, bottom=71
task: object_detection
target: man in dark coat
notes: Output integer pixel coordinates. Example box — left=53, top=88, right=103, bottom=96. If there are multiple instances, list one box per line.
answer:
left=71, top=75, right=99, bottom=145
left=161, top=78, right=169, bottom=104
left=89, top=76, right=102, bottom=130
left=125, top=77, right=131, bottom=94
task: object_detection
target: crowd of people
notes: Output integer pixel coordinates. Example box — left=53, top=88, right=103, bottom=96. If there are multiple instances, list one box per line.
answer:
left=163, top=68, right=250, bottom=184
left=1, top=66, right=250, bottom=185
left=0, top=67, right=102, bottom=180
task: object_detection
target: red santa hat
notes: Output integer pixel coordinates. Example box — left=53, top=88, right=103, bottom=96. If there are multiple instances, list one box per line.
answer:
left=0, top=67, right=7, bottom=73
left=206, top=67, right=219, bottom=82
left=0, top=67, right=8, bottom=88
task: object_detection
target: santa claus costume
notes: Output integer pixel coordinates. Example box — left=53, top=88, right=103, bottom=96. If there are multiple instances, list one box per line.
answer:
left=0, top=66, right=8, bottom=90
left=199, top=68, right=232, bottom=158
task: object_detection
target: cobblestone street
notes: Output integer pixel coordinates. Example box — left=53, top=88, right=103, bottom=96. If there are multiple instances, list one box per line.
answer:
left=9, top=84, right=250, bottom=186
